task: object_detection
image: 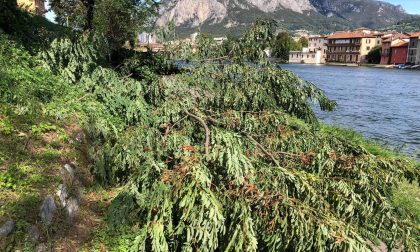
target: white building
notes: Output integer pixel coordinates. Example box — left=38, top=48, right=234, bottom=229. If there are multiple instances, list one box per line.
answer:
left=138, top=32, right=157, bottom=44
left=289, top=36, right=327, bottom=64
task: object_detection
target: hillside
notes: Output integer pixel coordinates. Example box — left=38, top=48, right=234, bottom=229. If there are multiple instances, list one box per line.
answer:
left=156, top=0, right=410, bottom=36
left=381, top=15, right=420, bottom=32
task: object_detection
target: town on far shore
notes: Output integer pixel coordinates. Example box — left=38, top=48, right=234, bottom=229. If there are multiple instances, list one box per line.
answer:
left=288, top=28, right=420, bottom=69
left=20, top=0, right=419, bottom=70
left=139, top=27, right=420, bottom=70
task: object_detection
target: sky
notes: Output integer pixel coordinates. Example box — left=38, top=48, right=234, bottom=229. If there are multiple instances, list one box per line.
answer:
left=381, top=0, right=420, bottom=14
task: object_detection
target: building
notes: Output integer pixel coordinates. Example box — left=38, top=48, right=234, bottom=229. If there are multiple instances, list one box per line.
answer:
left=289, top=48, right=323, bottom=64
left=326, top=29, right=381, bottom=63
left=289, top=35, right=327, bottom=64
left=380, top=34, right=409, bottom=65
left=138, top=32, right=157, bottom=44
left=389, top=41, right=409, bottom=65
left=292, top=29, right=310, bottom=41
left=407, top=32, right=420, bottom=65
left=17, top=0, right=45, bottom=15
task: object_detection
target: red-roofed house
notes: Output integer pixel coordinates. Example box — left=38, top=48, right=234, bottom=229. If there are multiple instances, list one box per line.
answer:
left=326, top=30, right=381, bottom=63
left=390, top=41, right=409, bottom=65
left=380, top=34, right=409, bottom=65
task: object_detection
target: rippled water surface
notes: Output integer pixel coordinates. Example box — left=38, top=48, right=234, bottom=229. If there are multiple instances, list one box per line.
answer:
left=281, top=64, right=420, bottom=158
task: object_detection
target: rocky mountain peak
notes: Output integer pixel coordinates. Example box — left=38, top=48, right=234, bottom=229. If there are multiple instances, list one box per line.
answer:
left=156, top=0, right=409, bottom=36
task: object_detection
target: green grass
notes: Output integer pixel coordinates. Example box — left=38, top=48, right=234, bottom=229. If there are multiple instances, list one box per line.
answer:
left=393, top=181, right=420, bottom=226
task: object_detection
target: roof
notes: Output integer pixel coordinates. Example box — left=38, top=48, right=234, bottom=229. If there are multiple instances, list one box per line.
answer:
left=391, top=41, right=409, bottom=48
left=383, top=33, right=409, bottom=42
left=309, top=35, right=327, bottom=39
left=327, top=31, right=375, bottom=39
left=408, top=32, right=420, bottom=38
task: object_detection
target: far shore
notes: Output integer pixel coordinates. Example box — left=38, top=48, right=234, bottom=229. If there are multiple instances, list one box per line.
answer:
left=277, top=61, right=420, bottom=70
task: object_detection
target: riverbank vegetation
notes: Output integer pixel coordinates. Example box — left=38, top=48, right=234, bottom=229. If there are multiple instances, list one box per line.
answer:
left=1, top=1, right=420, bottom=251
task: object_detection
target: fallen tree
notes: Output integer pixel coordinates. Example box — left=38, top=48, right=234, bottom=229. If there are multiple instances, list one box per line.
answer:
left=37, top=20, right=420, bottom=251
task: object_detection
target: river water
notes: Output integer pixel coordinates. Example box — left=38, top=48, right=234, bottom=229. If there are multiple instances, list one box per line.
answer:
left=281, top=64, right=420, bottom=159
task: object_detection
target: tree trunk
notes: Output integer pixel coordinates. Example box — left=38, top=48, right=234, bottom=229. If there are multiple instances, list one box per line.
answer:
left=82, top=0, right=95, bottom=31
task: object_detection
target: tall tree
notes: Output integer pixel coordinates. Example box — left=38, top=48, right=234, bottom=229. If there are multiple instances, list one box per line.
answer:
left=298, top=36, right=308, bottom=48
left=82, top=0, right=95, bottom=31
left=367, top=45, right=381, bottom=64
left=50, top=0, right=160, bottom=44
left=271, top=32, right=297, bottom=62
left=49, top=0, right=86, bottom=28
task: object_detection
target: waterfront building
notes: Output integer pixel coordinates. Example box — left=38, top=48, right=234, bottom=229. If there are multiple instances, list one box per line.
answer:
left=380, top=34, right=409, bottom=65
left=289, top=35, right=327, bottom=64
left=326, top=29, right=381, bottom=63
left=17, top=0, right=45, bottom=15
left=289, top=48, right=322, bottom=64
left=390, top=41, right=409, bottom=65
left=407, top=32, right=420, bottom=65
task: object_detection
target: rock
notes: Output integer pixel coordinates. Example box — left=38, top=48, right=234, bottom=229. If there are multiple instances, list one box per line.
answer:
left=28, top=225, right=40, bottom=243
left=0, top=220, right=15, bottom=237
left=66, top=198, right=79, bottom=224
left=56, top=184, right=68, bottom=207
left=62, top=163, right=75, bottom=182
left=40, top=196, right=56, bottom=225
left=35, top=243, right=48, bottom=252
left=74, top=131, right=86, bottom=143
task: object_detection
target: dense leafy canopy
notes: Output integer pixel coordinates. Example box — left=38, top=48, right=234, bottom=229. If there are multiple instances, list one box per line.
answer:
left=50, top=0, right=160, bottom=47
left=30, top=19, right=420, bottom=251
left=271, top=31, right=308, bottom=62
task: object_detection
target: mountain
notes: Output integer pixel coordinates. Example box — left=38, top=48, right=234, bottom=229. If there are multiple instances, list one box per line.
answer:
left=381, top=15, right=420, bottom=33
left=309, top=0, right=408, bottom=28
left=155, top=0, right=410, bottom=36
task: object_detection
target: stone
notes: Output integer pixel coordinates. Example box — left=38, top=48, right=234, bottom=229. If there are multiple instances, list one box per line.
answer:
left=0, top=220, right=15, bottom=237
left=66, top=198, right=79, bottom=224
left=62, top=163, right=75, bottom=182
left=28, top=225, right=40, bottom=243
left=56, top=184, right=68, bottom=207
left=40, top=196, right=56, bottom=225
left=74, top=131, right=86, bottom=143
left=35, top=243, right=48, bottom=252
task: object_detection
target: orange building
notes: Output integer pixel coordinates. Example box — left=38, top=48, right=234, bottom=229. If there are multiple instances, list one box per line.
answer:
left=17, top=0, right=45, bottom=16
left=326, top=29, right=380, bottom=63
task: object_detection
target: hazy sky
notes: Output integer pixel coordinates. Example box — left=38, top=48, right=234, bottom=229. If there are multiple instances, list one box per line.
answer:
left=381, top=0, right=420, bottom=14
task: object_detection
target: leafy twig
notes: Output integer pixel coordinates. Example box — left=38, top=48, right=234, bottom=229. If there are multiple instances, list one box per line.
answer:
left=184, top=110, right=210, bottom=156
left=243, top=132, right=280, bottom=167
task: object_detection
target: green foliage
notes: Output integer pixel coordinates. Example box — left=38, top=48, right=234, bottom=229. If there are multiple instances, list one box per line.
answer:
left=172, top=19, right=278, bottom=65
left=70, top=21, right=418, bottom=251
left=381, top=16, right=420, bottom=33
left=50, top=0, right=160, bottom=48
left=271, top=32, right=304, bottom=62
left=393, top=181, right=420, bottom=225
left=0, top=33, right=69, bottom=115
left=2, top=15, right=420, bottom=251
left=38, top=34, right=109, bottom=83
left=94, top=0, right=140, bottom=48
left=298, top=36, right=309, bottom=48
left=49, top=0, right=87, bottom=28
left=119, top=51, right=180, bottom=81
left=367, top=46, right=382, bottom=64
left=0, top=0, right=69, bottom=52
left=156, top=20, right=177, bottom=43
